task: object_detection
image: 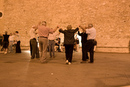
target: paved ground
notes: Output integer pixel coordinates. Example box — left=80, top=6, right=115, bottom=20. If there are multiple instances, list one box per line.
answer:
left=0, top=50, right=130, bottom=87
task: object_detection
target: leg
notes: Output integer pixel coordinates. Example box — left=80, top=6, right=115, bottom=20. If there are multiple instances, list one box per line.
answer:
left=10, top=41, right=14, bottom=52
left=31, top=39, right=37, bottom=59
left=89, top=43, right=94, bottom=63
left=65, top=45, right=69, bottom=61
left=4, top=42, right=9, bottom=54
left=36, top=42, right=39, bottom=58
left=89, top=48, right=94, bottom=63
left=38, top=38, right=43, bottom=58
left=86, top=52, right=89, bottom=60
left=16, top=41, right=21, bottom=53
left=39, top=38, right=48, bottom=63
left=42, top=38, right=48, bottom=61
left=82, top=49, right=86, bottom=61
left=30, top=40, right=32, bottom=56
left=68, top=45, right=74, bottom=63
left=52, top=40, right=55, bottom=57
left=49, top=40, right=52, bottom=57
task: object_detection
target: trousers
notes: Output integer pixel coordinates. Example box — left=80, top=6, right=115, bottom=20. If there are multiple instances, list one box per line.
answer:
left=30, top=38, right=39, bottom=58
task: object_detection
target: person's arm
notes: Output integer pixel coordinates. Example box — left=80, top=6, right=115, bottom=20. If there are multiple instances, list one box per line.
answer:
left=86, top=29, right=91, bottom=34
left=55, top=31, right=60, bottom=36
left=35, top=29, right=38, bottom=35
left=79, top=25, right=85, bottom=31
left=29, top=29, right=32, bottom=36
left=59, top=28, right=65, bottom=33
left=73, top=27, right=79, bottom=33
left=78, top=31, right=81, bottom=36
left=53, top=26, right=59, bottom=32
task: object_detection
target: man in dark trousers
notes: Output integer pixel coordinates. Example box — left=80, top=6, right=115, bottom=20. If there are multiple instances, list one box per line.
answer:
left=59, top=25, right=79, bottom=65
left=3, top=31, right=10, bottom=54
left=29, top=25, right=39, bottom=59
left=78, top=28, right=89, bottom=63
left=79, top=24, right=96, bottom=63
left=15, top=31, right=21, bottom=53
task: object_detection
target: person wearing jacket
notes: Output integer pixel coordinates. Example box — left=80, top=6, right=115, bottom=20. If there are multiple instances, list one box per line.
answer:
left=59, top=25, right=79, bottom=65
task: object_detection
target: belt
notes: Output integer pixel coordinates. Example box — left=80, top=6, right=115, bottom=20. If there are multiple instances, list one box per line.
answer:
left=39, top=36, right=48, bottom=38
left=88, top=39, right=94, bottom=41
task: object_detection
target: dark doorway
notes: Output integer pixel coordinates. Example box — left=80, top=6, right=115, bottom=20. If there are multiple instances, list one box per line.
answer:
left=0, top=12, right=3, bottom=17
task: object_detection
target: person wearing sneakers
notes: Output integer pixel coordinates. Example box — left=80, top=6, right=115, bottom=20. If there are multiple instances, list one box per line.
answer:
left=59, top=25, right=79, bottom=65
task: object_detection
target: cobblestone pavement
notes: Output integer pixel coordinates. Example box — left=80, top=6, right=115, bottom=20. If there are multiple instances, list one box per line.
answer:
left=0, top=50, right=130, bottom=87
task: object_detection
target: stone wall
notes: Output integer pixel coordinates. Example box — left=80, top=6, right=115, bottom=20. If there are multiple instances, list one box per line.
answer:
left=0, top=0, right=130, bottom=53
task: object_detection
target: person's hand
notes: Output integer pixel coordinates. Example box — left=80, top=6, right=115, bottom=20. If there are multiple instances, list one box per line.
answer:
left=57, top=26, right=59, bottom=28
left=59, top=28, right=62, bottom=30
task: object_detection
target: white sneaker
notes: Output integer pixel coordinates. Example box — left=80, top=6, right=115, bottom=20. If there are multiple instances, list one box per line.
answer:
left=4, top=52, right=7, bottom=54
left=68, top=62, right=71, bottom=65
left=65, top=60, right=69, bottom=64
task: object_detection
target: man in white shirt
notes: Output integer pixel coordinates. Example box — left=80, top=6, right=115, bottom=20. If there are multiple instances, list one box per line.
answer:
left=48, top=31, right=59, bottom=58
left=9, top=33, right=15, bottom=53
left=79, top=24, right=96, bottom=63
left=29, top=25, right=39, bottom=59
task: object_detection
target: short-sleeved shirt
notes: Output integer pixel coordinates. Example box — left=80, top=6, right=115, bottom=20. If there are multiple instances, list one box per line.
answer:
left=86, top=27, right=96, bottom=40
left=38, top=25, right=54, bottom=38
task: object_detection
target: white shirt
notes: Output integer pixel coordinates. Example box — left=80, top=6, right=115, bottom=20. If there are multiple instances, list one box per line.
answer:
left=86, top=27, right=96, bottom=40
left=48, top=32, right=59, bottom=40
left=29, top=28, right=37, bottom=39
left=9, top=35, right=14, bottom=41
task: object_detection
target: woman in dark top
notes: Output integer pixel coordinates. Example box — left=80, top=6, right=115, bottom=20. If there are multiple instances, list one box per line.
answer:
left=78, top=29, right=89, bottom=63
left=59, top=25, right=79, bottom=65
left=3, top=31, right=10, bottom=54
left=15, top=31, right=21, bottom=53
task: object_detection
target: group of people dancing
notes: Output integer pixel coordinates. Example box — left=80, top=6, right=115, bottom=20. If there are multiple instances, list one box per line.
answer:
left=30, top=21, right=96, bottom=65
left=0, top=31, right=21, bottom=54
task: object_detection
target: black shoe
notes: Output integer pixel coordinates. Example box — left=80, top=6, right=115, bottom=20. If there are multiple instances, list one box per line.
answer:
left=80, top=61, right=87, bottom=63
left=88, top=61, right=93, bottom=63
left=31, top=57, right=34, bottom=59
left=36, top=57, right=40, bottom=60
